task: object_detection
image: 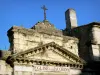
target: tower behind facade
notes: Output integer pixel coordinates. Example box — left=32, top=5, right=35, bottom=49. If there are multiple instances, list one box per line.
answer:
left=65, top=9, right=78, bottom=30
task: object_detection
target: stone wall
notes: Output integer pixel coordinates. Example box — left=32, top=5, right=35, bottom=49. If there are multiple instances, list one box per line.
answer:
left=71, top=24, right=92, bottom=61
left=0, top=60, right=12, bottom=75
left=71, top=22, right=100, bottom=61
left=7, top=26, right=79, bottom=56
left=91, top=25, right=100, bottom=60
left=91, top=25, right=100, bottom=44
left=14, top=65, right=32, bottom=75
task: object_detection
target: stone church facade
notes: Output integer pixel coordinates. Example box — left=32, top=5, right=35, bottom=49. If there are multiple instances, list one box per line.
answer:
left=0, top=8, right=100, bottom=75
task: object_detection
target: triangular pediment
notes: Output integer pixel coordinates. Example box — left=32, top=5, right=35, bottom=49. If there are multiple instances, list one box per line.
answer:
left=10, top=42, right=85, bottom=64
left=23, top=48, right=73, bottom=63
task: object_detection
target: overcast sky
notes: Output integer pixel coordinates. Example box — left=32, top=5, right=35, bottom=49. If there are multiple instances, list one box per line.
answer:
left=0, top=0, right=100, bottom=50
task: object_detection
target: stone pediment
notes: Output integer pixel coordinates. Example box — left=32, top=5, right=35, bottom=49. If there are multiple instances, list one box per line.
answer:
left=10, top=42, right=85, bottom=64
left=20, top=48, right=72, bottom=63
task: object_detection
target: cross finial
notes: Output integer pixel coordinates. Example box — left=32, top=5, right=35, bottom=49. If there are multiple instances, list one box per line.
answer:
left=41, top=5, right=48, bottom=21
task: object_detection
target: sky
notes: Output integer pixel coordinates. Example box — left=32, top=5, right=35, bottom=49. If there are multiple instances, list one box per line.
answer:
left=0, top=0, right=100, bottom=50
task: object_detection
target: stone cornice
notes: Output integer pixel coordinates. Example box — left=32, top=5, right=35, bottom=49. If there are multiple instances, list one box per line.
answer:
left=14, top=57, right=83, bottom=69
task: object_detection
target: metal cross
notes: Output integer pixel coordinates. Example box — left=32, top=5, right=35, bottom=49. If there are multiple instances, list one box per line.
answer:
left=41, top=5, right=48, bottom=21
